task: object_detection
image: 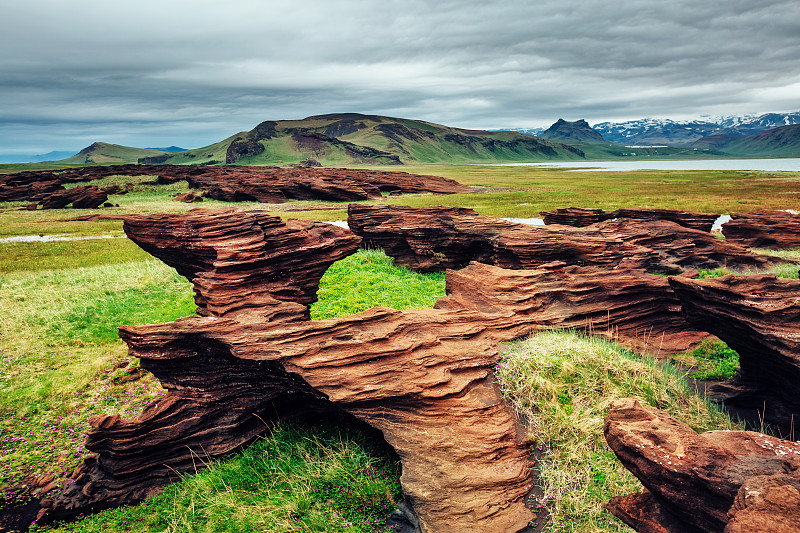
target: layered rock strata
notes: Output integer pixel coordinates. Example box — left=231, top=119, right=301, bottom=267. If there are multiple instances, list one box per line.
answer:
left=669, top=274, right=800, bottom=423
left=604, top=398, right=800, bottom=533
left=348, top=204, right=776, bottom=274
left=436, top=262, right=706, bottom=354
left=721, top=210, right=800, bottom=250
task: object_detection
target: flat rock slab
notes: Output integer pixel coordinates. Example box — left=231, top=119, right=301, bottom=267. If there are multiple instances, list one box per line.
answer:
left=541, top=207, right=719, bottom=232
left=722, top=210, right=800, bottom=250
left=604, top=398, right=800, bottom=532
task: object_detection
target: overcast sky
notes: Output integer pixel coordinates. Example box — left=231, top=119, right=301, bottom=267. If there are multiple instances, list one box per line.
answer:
left=2, top=0, right=799, bottom=155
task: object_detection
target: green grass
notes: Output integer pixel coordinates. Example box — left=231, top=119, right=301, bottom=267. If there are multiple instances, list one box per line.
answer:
left=671, top=338, right=740, bottom=381
left=33, top=420, right=402, bottom=533
left=0, top=239, right=152, bottom=273
left=310, top=249, right=445, bottom=319
left=496, top=331, right=740, bottom=532
left=0, top=260, right=196, bottom=492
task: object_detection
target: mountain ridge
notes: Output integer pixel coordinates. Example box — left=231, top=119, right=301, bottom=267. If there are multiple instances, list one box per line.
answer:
left=136, top=113, right=586, bottom=166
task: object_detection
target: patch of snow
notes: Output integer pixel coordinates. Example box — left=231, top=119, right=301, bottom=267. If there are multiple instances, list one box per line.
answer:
left=326, top=220, right=349, bottom=229
left=786, top=209, right=800, bottom=215
left=0, top=234, right=123, bottom=243
left=503, top=218, right=545, bottom=225
left=711, top=214, right=731, bottom=233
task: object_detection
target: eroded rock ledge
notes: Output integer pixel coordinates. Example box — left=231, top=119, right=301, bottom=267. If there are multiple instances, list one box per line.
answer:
left=669, top=274, right=800, bottom=426
left=540, top=206, right=720, bottom=232
left=604, top=398, right=800, bottom=533
left=721, top=210, right=800, bottom=250
left=348, top=204, right=777, bottom=274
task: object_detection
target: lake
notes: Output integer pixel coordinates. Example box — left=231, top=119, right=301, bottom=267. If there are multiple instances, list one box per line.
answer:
left=497, top=158, right=800, bottom=172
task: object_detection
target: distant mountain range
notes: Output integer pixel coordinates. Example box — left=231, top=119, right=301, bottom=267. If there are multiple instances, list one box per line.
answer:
left=7, top=111, right=800, bottom=168
left=593, top=111, right=800, bottom=146
left=493, top=111, right=800, bottom=148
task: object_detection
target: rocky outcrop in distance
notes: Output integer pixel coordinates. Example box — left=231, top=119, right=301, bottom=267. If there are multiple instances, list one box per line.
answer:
left=348, top=204, right=778, bottom=275
left=604, top=398, right=800, bottom=533
left=541, top=206, right=720, bottom=232
left=721, top=210, right=800, bottom=250
left=669, top=274, right=800, bottom=427
left=1, top=164, right=472, bottom=205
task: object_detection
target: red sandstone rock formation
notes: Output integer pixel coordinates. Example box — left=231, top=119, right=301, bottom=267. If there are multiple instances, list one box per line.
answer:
left=721, top=210, right=800, bottom=250
left=613, top=208, right=720, bottom=233
left=436, top=262, right=706, bottom=354
left=40, top=208, right=537, bottom=533
left=122, top=208, right=361, bottom=318
left=28, top=185, right=108, bottom=210
left=668, top=274, right=800, bottom=424
left=348, top=204, right=777, bottom=274
left=604, top=398, right=800, bottom=533
left=540, top=207, right=719, bottom=232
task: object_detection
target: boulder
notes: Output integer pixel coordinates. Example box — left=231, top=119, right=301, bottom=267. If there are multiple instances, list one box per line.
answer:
left=722, top=210, right=800, bottom=250
left=37, top=185, right=108, bottom=209
left=604, top=398, right=800, bottom=532
left=668, top=274, right=800, bottom=425
left=347, top=204, right=778, bottom=274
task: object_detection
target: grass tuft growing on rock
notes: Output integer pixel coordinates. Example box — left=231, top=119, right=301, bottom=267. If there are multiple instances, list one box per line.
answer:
left=496, top=331, right=739, bottom=532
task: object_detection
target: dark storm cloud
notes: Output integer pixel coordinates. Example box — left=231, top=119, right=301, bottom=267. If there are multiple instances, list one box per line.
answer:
left=1, top=0, right=799, bottom=153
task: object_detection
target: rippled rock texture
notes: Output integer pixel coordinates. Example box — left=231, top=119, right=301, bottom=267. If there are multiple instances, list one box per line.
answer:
left=604, top=398, right=800, bottom=533
left=669, top=274, right=800, bottom=426
left=1, top=164, right=471, bottom=205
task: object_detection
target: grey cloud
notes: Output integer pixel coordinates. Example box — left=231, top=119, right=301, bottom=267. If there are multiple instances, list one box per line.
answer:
left=1, top=0, right=799, bottom=152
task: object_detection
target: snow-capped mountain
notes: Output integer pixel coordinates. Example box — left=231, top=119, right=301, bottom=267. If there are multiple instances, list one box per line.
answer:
left=495, top=127, right=546, bottom=136
left=592, top=111, right=800, bottom=146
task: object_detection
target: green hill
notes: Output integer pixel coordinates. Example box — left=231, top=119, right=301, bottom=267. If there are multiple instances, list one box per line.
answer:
left=691, top=124, right=800, bottom=157
left=139, top=113, right=587, bottom=166
left=59, top=142, right=170, bottom=164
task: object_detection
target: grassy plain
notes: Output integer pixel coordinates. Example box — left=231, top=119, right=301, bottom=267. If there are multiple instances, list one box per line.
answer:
left=1, top=164, right=798, bottom=531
